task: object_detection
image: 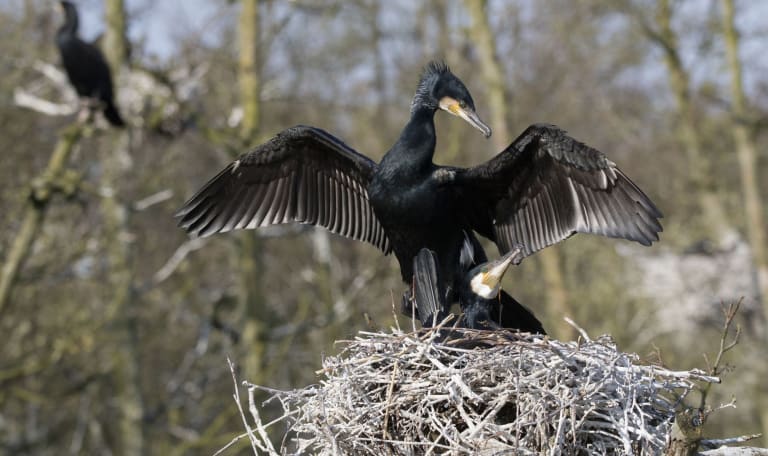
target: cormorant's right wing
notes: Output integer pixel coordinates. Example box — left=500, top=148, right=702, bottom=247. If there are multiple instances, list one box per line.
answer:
left=176, top=125, right=391, bottom=253
left=456, top=124, right=662, bottom=258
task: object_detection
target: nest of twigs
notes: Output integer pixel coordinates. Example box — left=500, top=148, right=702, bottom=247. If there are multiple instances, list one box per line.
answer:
left=229, top=323, right=721, bottom=455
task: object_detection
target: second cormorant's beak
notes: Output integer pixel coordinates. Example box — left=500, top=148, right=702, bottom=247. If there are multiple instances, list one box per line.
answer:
left=439, top=97, right=492, bottom=138
left=469, top=247, right=522, bottom=299
left=481, top=250, right=518, bottom=288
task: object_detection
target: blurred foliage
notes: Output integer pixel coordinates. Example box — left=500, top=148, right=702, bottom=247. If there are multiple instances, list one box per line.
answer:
left=0, top=0, right=766, bottom=454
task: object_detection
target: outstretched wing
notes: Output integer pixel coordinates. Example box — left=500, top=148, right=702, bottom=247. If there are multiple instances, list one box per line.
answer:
left=176, top=125, right=390, bottom=253
left=456, top=123, right=662, bottom=257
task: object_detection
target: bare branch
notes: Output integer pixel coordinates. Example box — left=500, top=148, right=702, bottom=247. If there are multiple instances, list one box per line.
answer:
left=150, top=238, right=208, bottom=286
left=229, top=326, right=727, bottom=454
left=699, top=299, right=742, bottom=410
left=226, top=358, right=260, bottom=455
left=13, top=88, right=77, bottom=116
left=132, top=189, right=173, bottom=211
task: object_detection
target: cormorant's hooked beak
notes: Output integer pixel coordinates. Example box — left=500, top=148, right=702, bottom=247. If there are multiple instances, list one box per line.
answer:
left=439, top=97, right=492, bottom=138
left=469, top=247, right=523, bottom=299
left=482, top=249, right=518, bottom=287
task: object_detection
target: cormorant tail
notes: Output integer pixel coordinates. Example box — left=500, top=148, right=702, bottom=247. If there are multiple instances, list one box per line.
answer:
left=412, top=249, right=447, bottom=327
left=103, top=101, right=125, bottom=127
left=491, top=290, right=546, bottom=334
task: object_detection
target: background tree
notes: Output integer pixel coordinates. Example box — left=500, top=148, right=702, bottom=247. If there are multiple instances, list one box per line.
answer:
left=0, top=0, right=765, bottom=452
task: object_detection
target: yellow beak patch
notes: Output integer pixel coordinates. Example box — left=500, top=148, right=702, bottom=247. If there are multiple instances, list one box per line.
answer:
left=439, top=96, right=461, bottom=116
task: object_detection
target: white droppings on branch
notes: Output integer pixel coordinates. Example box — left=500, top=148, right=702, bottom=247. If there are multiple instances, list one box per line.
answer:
left=13, top=88, right=77, bottom=116
left=32, top=60, right=71, bottom=89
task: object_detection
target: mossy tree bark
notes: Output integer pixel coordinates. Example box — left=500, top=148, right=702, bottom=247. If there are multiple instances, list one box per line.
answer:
left=237, top=0, right=268, bottom=383
left=651, top=0, right=729, bottom=240
left=463, top=0, right=573, bottom=339
left=721, top=0, right=768, bottom=444
left=0, top=125, right=83, bottom=315
left=721, top=0, right=767, bottom=316
left=102, top=1, right=144, bottom=454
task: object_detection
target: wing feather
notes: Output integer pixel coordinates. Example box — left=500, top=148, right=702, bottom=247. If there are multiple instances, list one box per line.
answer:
left=176, top=125, right=390, bottom=253
left=456, top=123, right=662, bottom=257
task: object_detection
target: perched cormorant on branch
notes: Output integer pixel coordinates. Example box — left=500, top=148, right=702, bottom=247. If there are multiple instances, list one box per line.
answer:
left=177, top=62, right=661, bottom=332
left=56, top=1, right=124, bottom=127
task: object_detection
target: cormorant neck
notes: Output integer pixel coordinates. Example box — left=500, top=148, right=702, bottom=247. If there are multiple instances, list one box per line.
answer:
left=382, top=106, right=437, bottom=172
left=401, top=106, right=436, bottom=148
left=59, top=8, right=79, bottom=37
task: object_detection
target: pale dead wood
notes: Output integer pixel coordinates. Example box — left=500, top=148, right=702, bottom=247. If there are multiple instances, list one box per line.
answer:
left=220, top=323, right=745, bottom=455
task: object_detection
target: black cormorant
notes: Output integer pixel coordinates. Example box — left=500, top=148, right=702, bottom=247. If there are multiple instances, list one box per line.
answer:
left=454, top=235, right=541, bottom=331
left=176, top=62, right=661, bottom=330
left=56, top=1, right=124, bottom=127
left=457, top=247, right=526, bottom=330
left=409, top=238, right=544, bottom=333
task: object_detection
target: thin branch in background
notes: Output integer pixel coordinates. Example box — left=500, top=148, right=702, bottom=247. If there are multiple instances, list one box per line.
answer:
left=132, top=189, right=173, bottom=211
left=700, top=433, right=764, bottom=449
left=245, top=383, right=278, bottom=454
left=699, top=299, right=742, bottom=410
left=223, top=358, right=260, bottom=455
left=150, top=237, right=208, bottom=286
left=564, top=316, right=591, bottom=342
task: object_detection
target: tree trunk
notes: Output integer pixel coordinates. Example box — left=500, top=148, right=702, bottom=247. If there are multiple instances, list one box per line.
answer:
left=721, top=0, right=767, bottom=314
left=104, top=0, right=127, bottom=69
left=102, top=1, right=144, bottom=454
left=720, top=0, right=768, bottom=445
left=653, top=0, right=730, bottom=241
left=462, top=0, right=509, bottom=143
left=431, top=0, right=462, bottom=162
left=239, top=0, right=260, bottom=146
left=237, top=0, right=267, bottom=383
left=0, top=125, right=83, bottom=315
left=463, top=0, right=572, bottom=338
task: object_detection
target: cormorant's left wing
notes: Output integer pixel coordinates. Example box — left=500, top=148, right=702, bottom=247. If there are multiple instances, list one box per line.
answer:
left=455, top=123, right=662, bottom=257
left=176, top=125, right=390, bottom=253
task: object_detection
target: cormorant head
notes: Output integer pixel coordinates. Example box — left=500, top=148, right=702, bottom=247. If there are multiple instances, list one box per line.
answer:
left=468, top=247, right=522, bottom=299
left=58, top=1, right=79, bottom=33
left=412, top=61, right=492, bottom=138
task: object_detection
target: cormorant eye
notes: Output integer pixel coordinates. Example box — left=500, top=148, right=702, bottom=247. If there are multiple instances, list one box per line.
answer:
left=459, top=101, right=467, bottom=109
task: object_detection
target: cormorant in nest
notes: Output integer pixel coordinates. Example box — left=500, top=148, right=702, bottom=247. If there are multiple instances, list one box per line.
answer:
left=177, top=62, right=661, bottom=332
left=56, top=1, right=124, bottom=127
left=409, top=236, right=541, bottom=332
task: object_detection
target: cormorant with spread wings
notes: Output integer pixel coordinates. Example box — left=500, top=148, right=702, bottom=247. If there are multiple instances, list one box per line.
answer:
left=177, top=62, right=662, bottom=332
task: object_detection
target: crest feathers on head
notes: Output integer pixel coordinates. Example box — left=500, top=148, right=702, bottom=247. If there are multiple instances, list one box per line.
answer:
left=421, top=60, right=451, bottom=81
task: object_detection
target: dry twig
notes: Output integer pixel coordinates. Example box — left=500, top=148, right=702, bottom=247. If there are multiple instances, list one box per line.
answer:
left=222, top=324, right=731, bottom=455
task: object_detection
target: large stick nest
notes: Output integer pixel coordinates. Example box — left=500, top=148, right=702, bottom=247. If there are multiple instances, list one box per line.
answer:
left=237, top=325, right=720, bottom=455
